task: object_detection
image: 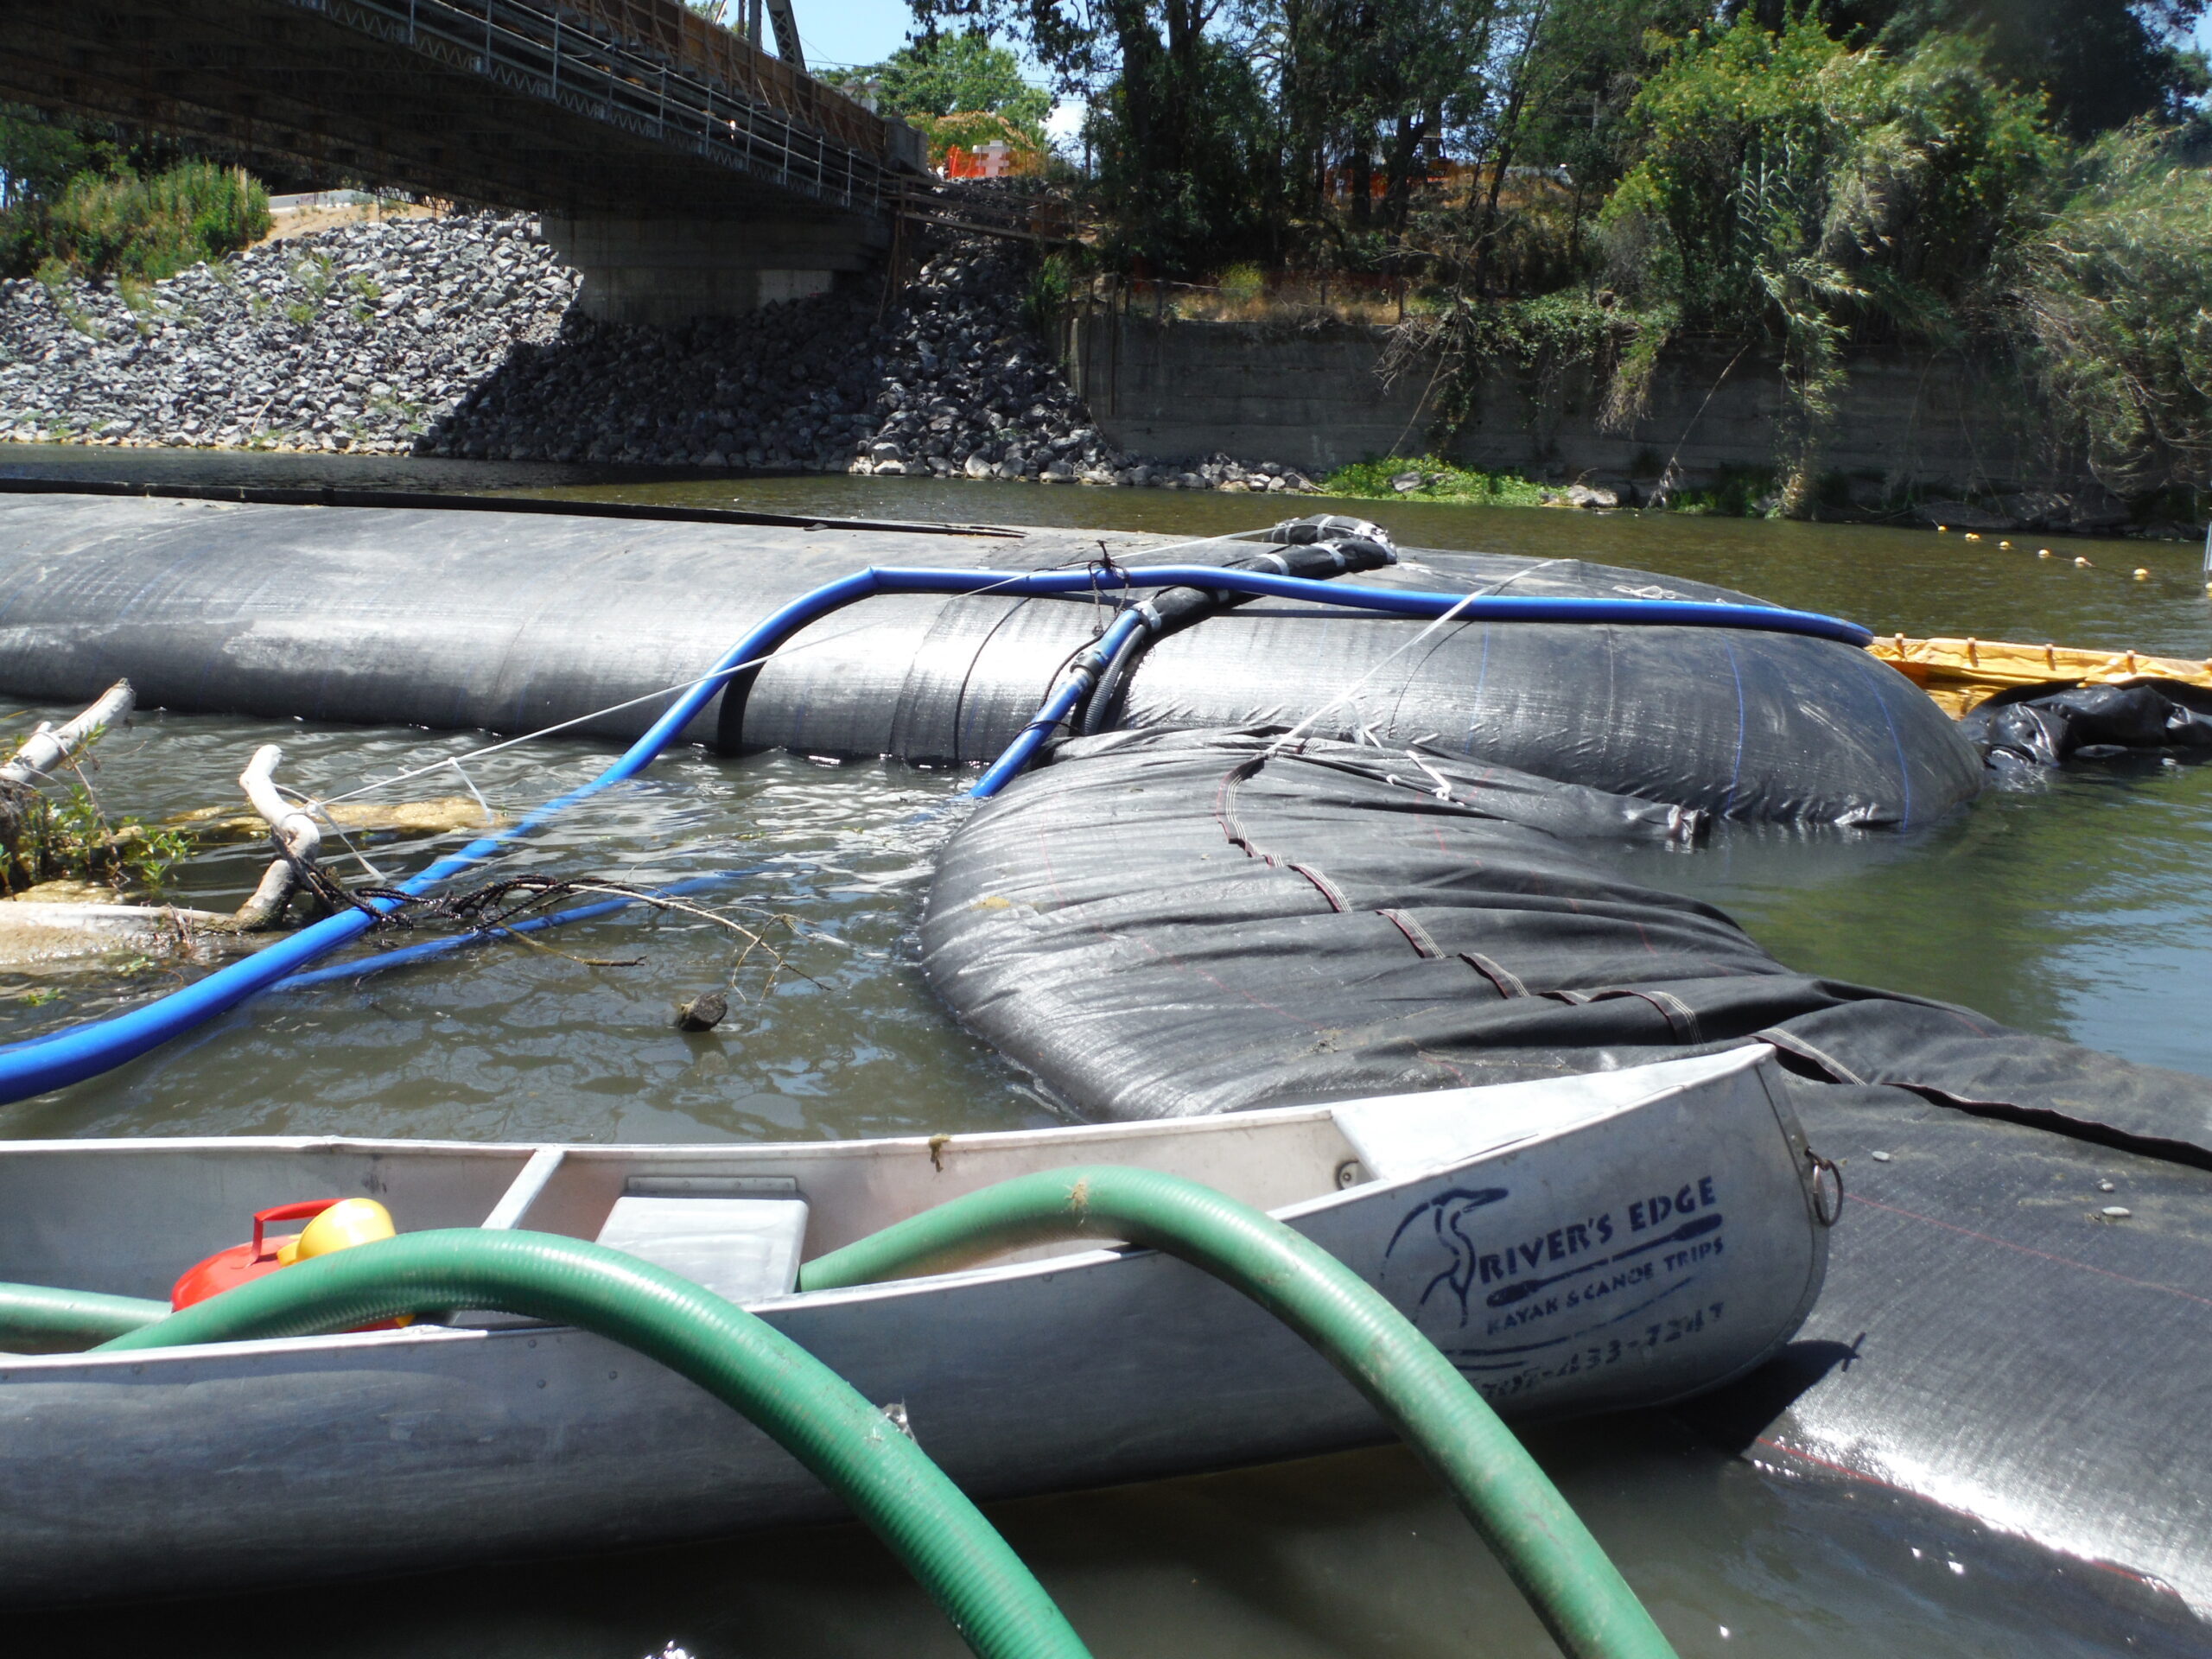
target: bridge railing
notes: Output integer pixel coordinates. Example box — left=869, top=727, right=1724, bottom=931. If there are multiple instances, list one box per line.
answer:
left=569, top=0, right=885, bottom=159
left=320, top=0, right=904, bottom=208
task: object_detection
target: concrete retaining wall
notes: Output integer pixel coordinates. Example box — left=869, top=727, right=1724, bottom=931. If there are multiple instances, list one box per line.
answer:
left=1065, top=312, right=2071, bottom=493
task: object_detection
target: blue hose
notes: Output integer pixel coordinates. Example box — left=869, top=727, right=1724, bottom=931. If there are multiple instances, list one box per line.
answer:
left=0, top=564, right=1869, bottom=1103
left=971, top=607, right=1152, bottom=798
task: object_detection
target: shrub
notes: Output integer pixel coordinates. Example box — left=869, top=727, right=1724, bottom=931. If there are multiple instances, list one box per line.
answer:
left=1598, top=10, right=2059, bottom=508
left=1216, top=263, right=1265, bottom=304
left=1320, top=455, right=1550, bottom=507
left=32, top=161, right=270, bottom=282
left=2005, top=127, right=2212, bottom=497
left=1020, top=251, right=1074, bottom=340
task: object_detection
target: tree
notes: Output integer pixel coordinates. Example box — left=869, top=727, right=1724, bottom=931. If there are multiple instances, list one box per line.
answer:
left=1083, top=28, right=1277, bottom=270
left=1734, top=0, right=2212, bottom=142
left=1268, top=0, right=1523, bottom=233
left=824, top=30, right=1054, bottom=137
left=1600, top=9, right=2058, bottom=503
left=909, top=1, right=1273, bottom=272
left=2, top=105, right=270, bottom=282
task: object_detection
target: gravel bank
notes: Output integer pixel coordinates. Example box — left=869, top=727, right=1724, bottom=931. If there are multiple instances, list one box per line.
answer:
left=0, top=213, right=571, bottom=454
left=0, top=212, right=1319, bottom=493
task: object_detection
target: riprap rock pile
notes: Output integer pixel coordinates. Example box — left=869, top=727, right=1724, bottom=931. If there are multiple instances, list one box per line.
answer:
left=0, top=213, right=572, bottom=454
left=1, top=212, right=1317, bottom=490
left=422, top=234, right=1319, bottom=492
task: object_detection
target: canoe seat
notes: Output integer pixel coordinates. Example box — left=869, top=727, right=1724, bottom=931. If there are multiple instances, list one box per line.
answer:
left=593, top=1195, right=810, bottom=1306
left=1331, top=1048, right=1766, bottom=1180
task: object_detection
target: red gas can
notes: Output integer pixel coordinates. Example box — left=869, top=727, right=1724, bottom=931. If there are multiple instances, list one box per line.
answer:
left=171, top=1198, right=346, bottom=1311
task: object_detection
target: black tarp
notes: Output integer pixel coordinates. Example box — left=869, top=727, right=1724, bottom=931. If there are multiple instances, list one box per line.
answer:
left=1964, top=679, right=2212, bottom=769
left=923, top=726, right=2212, bottom=1610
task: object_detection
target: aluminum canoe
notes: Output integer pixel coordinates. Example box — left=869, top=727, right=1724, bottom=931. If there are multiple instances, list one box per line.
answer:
left=0, top=1046, right=1829, bottom=1603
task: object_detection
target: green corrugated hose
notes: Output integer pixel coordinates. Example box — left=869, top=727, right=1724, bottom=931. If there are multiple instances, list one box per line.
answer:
left=91, top=1229, right=1090, bottom=1659
left=799, top=1165, right=1680, bottom=1659
left=0, top=1280, right=168, bottom=1346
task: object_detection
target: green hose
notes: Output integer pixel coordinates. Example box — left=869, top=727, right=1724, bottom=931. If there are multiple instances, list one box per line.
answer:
left=96, top=1230, right=1090, bottom=1659
left=800, top=1166, right=1679, bottom=1659
left=0, top=1280, right=168, bottom=1347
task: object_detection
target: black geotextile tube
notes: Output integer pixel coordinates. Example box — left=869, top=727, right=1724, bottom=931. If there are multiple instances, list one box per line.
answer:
left=0, top=495, right=1980, bottom=824
left=1074, top=535, right=1399, bottom=737
left=918, top=723, right=2212, bottom=1611
left=920, top=724, right=2212, bottom=1153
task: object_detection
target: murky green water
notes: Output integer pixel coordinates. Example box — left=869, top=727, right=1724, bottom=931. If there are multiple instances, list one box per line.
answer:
left=3, top=445, right=2209, bottom=1654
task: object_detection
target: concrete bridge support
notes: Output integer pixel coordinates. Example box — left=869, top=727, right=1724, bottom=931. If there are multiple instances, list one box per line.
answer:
left=543, top=213, right=889, bottom=325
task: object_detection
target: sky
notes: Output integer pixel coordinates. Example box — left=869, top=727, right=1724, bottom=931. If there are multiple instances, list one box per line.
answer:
left=783, top=0, right=919, bottom=74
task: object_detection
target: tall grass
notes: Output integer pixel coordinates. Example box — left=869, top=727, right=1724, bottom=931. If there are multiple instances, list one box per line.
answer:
left=16, top=162, right=270, bottom=282
left=2005, top=129, right=2212, bottom=498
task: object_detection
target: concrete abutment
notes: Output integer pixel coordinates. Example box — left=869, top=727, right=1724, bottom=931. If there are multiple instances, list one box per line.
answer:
left=543, top=213, right=889, bottom=326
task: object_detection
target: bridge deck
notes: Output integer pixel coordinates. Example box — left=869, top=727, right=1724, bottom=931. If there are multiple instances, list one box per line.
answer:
left=3, top=0, right=916, bottom=218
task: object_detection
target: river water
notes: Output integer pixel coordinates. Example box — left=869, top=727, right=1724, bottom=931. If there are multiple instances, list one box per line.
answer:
left=3, top=446, right=2209, bottom=1656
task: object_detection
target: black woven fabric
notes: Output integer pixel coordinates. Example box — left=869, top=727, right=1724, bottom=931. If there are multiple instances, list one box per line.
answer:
left=924, top=724, right=2212, bottom=1607
left=924, top=726, right=2212, bottom=1156
left=0, top=497, right=1980, bottom=824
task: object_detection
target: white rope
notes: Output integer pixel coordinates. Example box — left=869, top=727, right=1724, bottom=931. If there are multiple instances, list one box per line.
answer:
left=1478, top=556, right=1565, bottom=597
left=275, top=781, right=391, bottom=883
left=1266, top=585, right=1484, bottom=756
left=304, top=528, right=1278, bottom=811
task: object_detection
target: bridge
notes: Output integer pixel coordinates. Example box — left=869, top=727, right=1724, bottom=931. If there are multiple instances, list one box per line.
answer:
left=2, top=0, right=931, bottom=321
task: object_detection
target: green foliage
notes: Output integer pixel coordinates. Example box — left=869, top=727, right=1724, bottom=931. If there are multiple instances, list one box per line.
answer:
left=906, top=109, right=1046, bottom=168
left=33, top=257, right=98, bottom=336
left=1840, top=1, right=2211, bottom=143
left=1599, top=9, right=2058, bottom=504
left=1321, top=455, right=1550, bottom=505
left=1665, top=465, right=1781, bottom=517
left=1272, top=0, right=1529, bottom=230
left=823, top=30, right=1052, bottom=137
left=0, top=777, right=194, bottom=897
left=7, top=160, right=270, bottom=283
left=2004, top=126, right=2212, bottom=496
left=1086, top=34, right=1278, bottom=276
left=1216, top=263, right=1264, bottom=302
left=1020, top=250, right=1074, bottom=338
left=1384, top=290, right=1678, bottom=443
